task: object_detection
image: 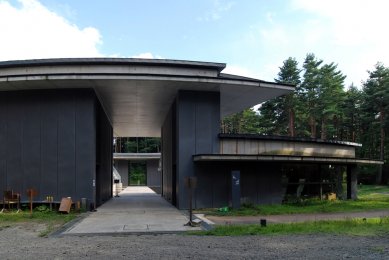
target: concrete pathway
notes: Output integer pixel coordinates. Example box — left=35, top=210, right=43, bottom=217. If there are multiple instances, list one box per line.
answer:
left=62, top=186, right=201, bottom=235
left=205, top=209, right=389, bottom=225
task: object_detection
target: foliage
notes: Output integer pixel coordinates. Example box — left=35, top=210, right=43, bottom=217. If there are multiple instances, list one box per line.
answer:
left=221, top=55, right=389, bottom=182
left=189, top=217, right=389, bottom=236
left=115, top=137, right=161, bottom=153
left=129, top=162, right=146, bottom=185
left=222, top=109, right=260, bottom=134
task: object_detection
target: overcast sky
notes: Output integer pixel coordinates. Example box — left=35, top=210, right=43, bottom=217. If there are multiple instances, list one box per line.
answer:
left=1, top=0, right=388, bottom=87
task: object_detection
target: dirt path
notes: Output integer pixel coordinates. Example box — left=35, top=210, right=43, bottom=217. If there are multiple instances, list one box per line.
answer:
left=205, top=209, right=389, bottom=225
left=1, top=223, right=389, bottom=259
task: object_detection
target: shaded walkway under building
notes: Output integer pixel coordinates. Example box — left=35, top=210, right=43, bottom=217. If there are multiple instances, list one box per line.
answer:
left=62, top=187, right=201, bottom=235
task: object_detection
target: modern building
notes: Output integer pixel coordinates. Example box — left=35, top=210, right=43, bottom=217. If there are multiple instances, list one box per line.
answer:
left=0, top=58, right=382, bottom=209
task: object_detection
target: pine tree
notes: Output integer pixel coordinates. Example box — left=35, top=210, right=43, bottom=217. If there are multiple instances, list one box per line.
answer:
left=300, top=53, right=323, bottom=138
left=316, top=62, right=346, bottom=140
left=274, top=57, right=301, bottom=137
left=361, top=63, right=389, bottom=183
left=340, top=85, right=362, bottom=142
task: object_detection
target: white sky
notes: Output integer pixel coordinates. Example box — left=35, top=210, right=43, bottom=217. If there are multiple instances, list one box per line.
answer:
left=0, top=0, right=389, bottom=87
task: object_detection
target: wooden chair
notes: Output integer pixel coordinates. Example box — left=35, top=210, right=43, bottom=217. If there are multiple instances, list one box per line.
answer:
left=1, top=190, right=21, bottom=213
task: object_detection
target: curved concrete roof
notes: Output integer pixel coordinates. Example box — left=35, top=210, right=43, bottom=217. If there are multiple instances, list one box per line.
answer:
left=0, top=58, right=294, bottom=137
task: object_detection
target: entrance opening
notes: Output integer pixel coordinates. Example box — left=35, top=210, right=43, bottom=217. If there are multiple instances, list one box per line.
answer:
left=113, top=137, right=162, bottom=197
left=129, top=161, right=147, bottom=186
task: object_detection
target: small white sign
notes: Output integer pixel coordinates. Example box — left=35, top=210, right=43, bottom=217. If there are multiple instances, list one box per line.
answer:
left=93, top=179, right=96, bottom=187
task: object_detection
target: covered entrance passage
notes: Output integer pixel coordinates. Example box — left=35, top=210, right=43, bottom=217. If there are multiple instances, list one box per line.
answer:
left=63, top=186, right=200, bottom=234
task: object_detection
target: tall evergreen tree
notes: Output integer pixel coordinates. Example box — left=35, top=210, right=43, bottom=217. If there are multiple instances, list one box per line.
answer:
left=340, top=85, right=362, bottom=142
left=274, top=57, right=301, bottom=137
left=316, top=62, right=346, bottom=139
left=361, top=63, right=389, bottom=183
left=300, top=53, right=323, bottom=138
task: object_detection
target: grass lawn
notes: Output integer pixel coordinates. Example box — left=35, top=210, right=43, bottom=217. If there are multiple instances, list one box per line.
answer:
left=189, top=217, right=389, bottom=236
left=195, top=185, right=389, bottom=216
left=0, top=209, right=78, bottom=237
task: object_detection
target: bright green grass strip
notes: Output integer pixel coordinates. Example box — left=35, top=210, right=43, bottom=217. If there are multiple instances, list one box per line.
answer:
left=0, top=210, right=77, bottom=223
left=189, top=217, right=389, bottom=236
left=196, top=185, right=389, bottom=216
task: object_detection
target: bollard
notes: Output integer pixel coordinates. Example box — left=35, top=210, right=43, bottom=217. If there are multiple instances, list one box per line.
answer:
left=81, top=198, right=87, bottom=211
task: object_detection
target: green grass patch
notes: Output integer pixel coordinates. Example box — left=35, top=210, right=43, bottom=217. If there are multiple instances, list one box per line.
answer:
left=0, top=209, right=78, bottom=237
left=196, top=185, right=389, bottom=216
left=190, top=217, right=389, bottom=236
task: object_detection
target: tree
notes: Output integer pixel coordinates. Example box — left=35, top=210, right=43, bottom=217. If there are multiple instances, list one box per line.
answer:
left=361, top=63, right=389, bottom=183
left=340, top=85, right=362, bottom=142
left=300, top=53, right=323, bottom=138
left=221, top=108, right=259, bottom=134
left=316, top=62, right=346, bottom=139
left=274, top=57, right=301, bottom=137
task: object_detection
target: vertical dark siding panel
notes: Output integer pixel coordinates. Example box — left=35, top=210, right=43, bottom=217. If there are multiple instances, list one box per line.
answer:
left=212, top=167, right=229, bottom=207
left=146, top=160, right=160, bottom=188
left=6, top=94, right=23, bottom=194
left=95, top=101, right=112, bottom=206
left=240, top=164, right=258, bottom=204
left=0, top=94, right=7, bottom=192
left=177, top=91, right=196, bottom=208
left=0, top=89, right=104, bottom=204
left=195, top=163, right=213, bottom=208
left=22, top=95, right=41, bottom=199
left=161, top=104, right=174, bottom=203
left=75, top=92, right=95, bottom=201
left=176, top=91, right=220, bottom=209
left=57, top=93, right=76, bottom=199
left=41, top=95, right=59, bottom=200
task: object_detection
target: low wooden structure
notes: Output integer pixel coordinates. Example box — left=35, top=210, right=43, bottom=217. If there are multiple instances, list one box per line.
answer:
left=1, top=190, right=21, bottom=212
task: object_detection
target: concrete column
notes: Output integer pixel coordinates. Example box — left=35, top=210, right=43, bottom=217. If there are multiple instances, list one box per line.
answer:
left=335, top=166, right=344, bottom=200
left=347, top=164, right=358, bottom=200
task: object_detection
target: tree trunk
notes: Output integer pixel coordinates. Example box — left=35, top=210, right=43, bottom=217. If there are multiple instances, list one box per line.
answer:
left=377, top=108, right=385, bottom=184
left=309, top=116, right=316, bottom=138
left=288, top=108, right=295, bottom=137
left=321, top=117, right=327, bottom=140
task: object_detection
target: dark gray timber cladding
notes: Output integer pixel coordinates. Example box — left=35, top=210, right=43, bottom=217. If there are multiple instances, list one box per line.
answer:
left=0, top=89, right=112, bottom=204
left=176, top=90, right=220, bottom=209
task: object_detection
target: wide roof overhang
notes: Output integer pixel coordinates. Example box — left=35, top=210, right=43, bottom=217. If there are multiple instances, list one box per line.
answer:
left=0, top=58, right=294, bottom=137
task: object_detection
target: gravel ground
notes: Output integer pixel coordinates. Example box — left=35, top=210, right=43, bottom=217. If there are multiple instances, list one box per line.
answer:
left=1, top=223, right=389, bottom=259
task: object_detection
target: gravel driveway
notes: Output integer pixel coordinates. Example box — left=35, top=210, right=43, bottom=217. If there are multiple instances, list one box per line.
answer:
left=1, top=223, right=388, bottom=259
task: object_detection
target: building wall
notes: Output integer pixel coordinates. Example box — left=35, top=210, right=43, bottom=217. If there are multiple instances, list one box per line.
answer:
left=96, top=102, right=113, bottom=206
left=147, top=159, right=160, bottom=191
left=0, top=89, right=112, bottom=206
left=161, top=101, right=176, bottom=205
left=194, top=162, right=284, bottom=208
left=175, top=90, right=220, bottom=209
left=114, top=160, right=129, bottom=187
left=220, top=138, right=356, bottom=158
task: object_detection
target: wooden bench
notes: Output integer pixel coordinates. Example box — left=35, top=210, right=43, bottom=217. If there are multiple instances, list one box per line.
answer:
left=1, top=190, right=21, bottom=213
